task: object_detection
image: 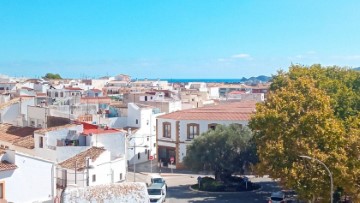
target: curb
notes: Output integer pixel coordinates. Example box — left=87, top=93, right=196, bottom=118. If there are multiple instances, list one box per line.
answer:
left=188, top=185, right=263, bottom=194
left=139, top=172, right=192, bottom=177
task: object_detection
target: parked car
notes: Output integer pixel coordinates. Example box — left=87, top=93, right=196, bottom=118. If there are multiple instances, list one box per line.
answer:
left=268, top=191, right=285, bottom=203
left=147, top=174, right=167, bottom=190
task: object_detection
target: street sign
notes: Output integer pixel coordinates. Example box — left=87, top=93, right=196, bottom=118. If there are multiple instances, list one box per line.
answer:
left=149, top=155, right=154, bottom=160
left=170, top=157, right=174, bottom=163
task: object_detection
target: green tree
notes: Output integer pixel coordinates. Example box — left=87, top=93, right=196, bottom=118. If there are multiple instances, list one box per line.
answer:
left=183, top=124, right=257, bottom=181
left=44, top=73, right=62, bottom=79
left=249, top=64, right=360, bottom=202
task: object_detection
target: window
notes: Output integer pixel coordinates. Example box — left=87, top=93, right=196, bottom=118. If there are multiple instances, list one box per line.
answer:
left=0, top=182, right=4, bottom=199
left=187, top=123, right=199, bottom=140
left=39, top=136, right=43, bottom=148
left=145, top=149, right=148, bottom=154
left=208, top=123, right=218, bottom=131
left=138, top=152, right=140, bottom=159
left=92, top=174, right=96, bottom=182
left=136, top=119, right=138, bottom=124
left=120, top=173, right=123, bottom=180
left=163, top=122, right=171, bottom=138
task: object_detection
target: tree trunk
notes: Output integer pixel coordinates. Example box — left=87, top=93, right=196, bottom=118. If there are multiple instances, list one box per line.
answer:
left=215, top=171, right=221, bottom=181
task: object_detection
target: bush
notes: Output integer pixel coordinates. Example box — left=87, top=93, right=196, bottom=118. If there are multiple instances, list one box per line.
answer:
left=191, top=176, right=261, bottom=192
left=201, top=179, right=225, bottom=192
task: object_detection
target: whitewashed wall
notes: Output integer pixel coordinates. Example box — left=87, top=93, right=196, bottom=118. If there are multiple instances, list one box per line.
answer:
left=90, top=132, right=126, bottom=159
left=0, top=152, right=55, bottom=203
left=1, top=103, right=19, bottom=125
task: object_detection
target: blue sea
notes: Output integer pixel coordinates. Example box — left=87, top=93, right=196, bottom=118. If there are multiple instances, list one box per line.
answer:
left=160, top=79, right=242, bottom=83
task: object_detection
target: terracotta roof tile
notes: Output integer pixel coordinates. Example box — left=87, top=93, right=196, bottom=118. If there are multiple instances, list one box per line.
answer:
left=0, top=161, right=17, bottom=171
left=158, top=101, right=257, bottom=121
left=0, top=97, right=33, bottom=110
left=12, top=135, right=35, bottom=149
left=59, top=147, right=106, bottom=171
left=35, top=124, right=79, bottom=135
left=64, top=87, right=83, bottom=91
left=0, top=123, right=37, bottom=143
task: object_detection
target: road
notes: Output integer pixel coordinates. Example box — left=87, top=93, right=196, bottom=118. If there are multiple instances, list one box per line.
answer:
left=127, top=171, right=281, bottom=203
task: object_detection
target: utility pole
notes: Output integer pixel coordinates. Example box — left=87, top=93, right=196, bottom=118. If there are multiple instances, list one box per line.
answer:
left=133, top=144, right=136, bottom=182
left=150, top=116, right=152, bottom=173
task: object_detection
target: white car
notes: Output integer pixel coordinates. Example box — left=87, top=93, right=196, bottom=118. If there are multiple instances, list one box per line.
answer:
left=269, top=191, right=285, bottom=203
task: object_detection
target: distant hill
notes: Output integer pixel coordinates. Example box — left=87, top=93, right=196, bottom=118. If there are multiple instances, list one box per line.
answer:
left=240, top=75, right=272, bottom=84
left=354, top=67, right=360, bottom=71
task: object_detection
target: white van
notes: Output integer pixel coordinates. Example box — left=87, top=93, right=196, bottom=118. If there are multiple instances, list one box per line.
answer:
left=148, top=183, right=166, bottom=203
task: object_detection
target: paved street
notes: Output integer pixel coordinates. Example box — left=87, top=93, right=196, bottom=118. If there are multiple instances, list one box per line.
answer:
left=127, top=161, right=282, bottom=203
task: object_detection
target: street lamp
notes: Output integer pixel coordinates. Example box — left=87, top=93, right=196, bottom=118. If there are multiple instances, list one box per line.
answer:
left=300, top=155, right=333, bottom=203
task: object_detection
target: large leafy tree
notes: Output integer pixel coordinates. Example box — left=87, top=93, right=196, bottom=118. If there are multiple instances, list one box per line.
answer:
left=183, top=124, right=257, bottom=181
left=249, top=64, right=360, bottom=202
left=44, top=73, right=62, bottom=79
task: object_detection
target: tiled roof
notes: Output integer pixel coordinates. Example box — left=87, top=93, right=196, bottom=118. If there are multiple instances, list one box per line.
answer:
left=12, top=135, right=35, bottom=149
left=21, top=87, right=34, bottom=90
left=36, top=92, right=47, bottom=97
left=64, top=87, right=83, bottom=91
left=0, top=161, right=17, bottom=171
left=0, top=98, right=20, bottom=110
left=35, top=124, right=79, bottom=135
left=0, top=123, right=37, bottom=143
left=59, top=147, right=106, bottom=171
left=62, top=182, right=149, bottom=202
left=0, top=97, right=33, bottom=110
left=90, top=89, right=102, bottom=93
left=158, top=102, right=256, bottom=121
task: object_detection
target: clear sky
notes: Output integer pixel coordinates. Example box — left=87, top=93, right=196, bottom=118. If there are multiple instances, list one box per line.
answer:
left=1, top=0, right=360, bottom=79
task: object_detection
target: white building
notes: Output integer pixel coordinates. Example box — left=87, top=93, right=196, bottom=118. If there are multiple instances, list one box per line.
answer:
left=0, top=97, right=35, bottom=126
left=185, top=82, right=208, bottom=92
left=156, top=101, right=256, bottom=169
left=0, top=149, right=56, bottom=203
left=57, top=146, right=126, bottom=188
left=126, top=103, right=164, bottom=165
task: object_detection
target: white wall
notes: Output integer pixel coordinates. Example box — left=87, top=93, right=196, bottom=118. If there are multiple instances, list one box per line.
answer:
left=127, top=103, right=141, bottom=128
left=88, top=152, right=126, bottom=186
left=90, top=132, right=126, bottom=160
left=168, top=101, right=182, bottom=113
left=0, top=152, right=55, bottom=203
left=209, top=87, right=220, bottom=99
left=106, top=117, right=127, bottom=128
left=127, top=108, right=161, bottom=164
left=28, top=106, right=49, bottom=128
left=56, top=146, right=90, bottom=162
left=1, top=103, right=19, bottom=125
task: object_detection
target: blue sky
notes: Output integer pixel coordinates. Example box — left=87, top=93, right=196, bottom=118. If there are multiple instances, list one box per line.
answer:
left=0, top=1, right=360, bottom=79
